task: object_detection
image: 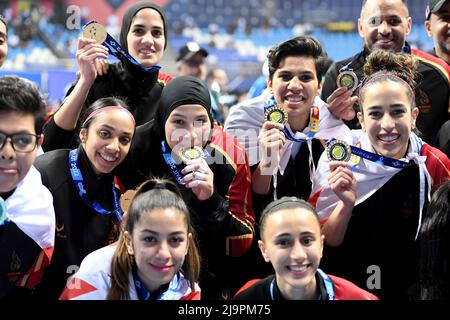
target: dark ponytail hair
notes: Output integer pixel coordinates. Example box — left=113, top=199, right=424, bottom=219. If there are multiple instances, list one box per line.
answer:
left=107, top=179, right=201, bottom=300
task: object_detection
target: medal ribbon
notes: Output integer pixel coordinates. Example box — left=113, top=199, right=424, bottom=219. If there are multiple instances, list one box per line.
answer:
left=133, top=270, right=187, bottom=300
left=269, top=268, right=334, bottom=300
left=83, top=20, right=161, bottom=74
left=326, top=138, right=413, bottom=168
left=161, top=141, right=185, bottom=185
left=68, top=149, right=123, bottom=221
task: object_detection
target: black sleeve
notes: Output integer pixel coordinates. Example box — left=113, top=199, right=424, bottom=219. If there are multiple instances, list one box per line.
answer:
left=321, top=62, right=340, bottom=102
left=42, top=117, right=78, bottom=152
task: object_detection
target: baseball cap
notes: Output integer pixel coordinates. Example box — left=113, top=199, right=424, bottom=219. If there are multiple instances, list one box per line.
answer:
left=426, top=0, right=448, bottom=20
left=176, top=41, right=208, bottom=63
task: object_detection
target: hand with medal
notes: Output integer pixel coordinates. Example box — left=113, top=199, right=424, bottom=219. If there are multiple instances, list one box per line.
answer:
left=181, top=157, right=214, bottom=201
left=258, top=121, right=286, bottom=174
left=76, top=36, right=109, bottom=85
left=326, top=87, right=359, bottom=121
left=328, top=161, right=357, bottom=208
left=76, top=59, right=109, bottom=79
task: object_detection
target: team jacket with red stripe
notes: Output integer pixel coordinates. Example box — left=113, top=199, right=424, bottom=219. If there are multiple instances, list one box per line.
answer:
left=1, top=166, right=55, bottom=299
left=233, top=274, right=378, bottom=300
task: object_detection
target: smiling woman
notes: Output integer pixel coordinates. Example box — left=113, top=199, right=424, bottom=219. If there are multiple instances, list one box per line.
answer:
left=42, top=1, right=173, bottom=152
left=32, top=97, right=136, bottom=300
left=311, top=50, right=450, bottom=300
left=115, top=76, right=255, bottom=299
left=232, top=197, right=378, bottom=300
left=59, top=179, right=201, bottom=300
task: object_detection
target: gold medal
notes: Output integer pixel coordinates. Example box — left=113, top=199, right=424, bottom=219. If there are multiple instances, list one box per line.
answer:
left=327, top=140, right=352, bottom=162
left=178, top=146, right=204, bottom=164
left=337, top=70, right=358, bottom=92
left=83, top=22, right=107, bottom=44
left=265, top=106, right=288, bottom=125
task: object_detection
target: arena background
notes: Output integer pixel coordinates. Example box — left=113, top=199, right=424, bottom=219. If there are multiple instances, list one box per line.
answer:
left=0, top=0, right=433, bottom=110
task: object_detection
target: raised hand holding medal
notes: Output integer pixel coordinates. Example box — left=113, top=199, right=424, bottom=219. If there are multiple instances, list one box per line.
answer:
left=336, top=70, right=359, bottom=92
left=264, top=96, right=288, bottom=125
left=180, top=148, right=214, bottom=201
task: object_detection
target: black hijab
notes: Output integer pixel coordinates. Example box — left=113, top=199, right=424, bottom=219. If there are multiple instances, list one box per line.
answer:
left=119, top=1, right=168, bottom=51
left=152, top=76, right=213, bottom=143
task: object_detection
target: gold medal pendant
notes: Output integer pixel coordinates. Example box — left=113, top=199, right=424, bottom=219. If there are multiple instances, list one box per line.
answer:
left=327, top=140, right=352, bottom=162
left=336, top=70, right=359, bottom=92
left=265, top=106, right=288, bottom=125
left=178, top=146, right=204, bottom=164
left=83, top=22, right=107, bottom=44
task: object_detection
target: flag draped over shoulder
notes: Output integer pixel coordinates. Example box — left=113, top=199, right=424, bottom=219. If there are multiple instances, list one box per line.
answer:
left=5, top=166, right=55, bottom=263
left=310, top=131, right=430, bottom=238
left=60, top=245, right=200, bottom=300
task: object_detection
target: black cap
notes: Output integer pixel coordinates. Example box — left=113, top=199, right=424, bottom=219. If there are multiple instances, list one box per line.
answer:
left=176, top=42, right=208, bottom=62
left=426, top=0, right=448, bottom=20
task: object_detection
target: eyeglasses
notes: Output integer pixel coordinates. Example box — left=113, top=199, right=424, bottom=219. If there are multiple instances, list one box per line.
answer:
left=0, top=132, right=39, bottom=153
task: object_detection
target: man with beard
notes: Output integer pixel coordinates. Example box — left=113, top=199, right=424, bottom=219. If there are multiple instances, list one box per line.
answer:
left=322, top=0, right=450, bottom=148
left=425, top=0, right=450, bottom=65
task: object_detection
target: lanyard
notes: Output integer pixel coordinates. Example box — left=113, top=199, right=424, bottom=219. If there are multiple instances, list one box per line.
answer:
left=326, top=138, right=413, bottom=169
left=269, top=269, right=334, bottom=300
left=133, top=270, right=184, bottom=301
left=133, top=271, right=152, bottom=300
left=68, top=149, right=123, bottom=221
left=84, top=20, right=161, bottom=74
left=161, top=141, right=185, bottom=185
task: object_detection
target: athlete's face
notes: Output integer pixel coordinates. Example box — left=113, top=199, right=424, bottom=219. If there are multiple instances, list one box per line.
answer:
left=126, top=8, right=165, bottom=67
left=358, top=0, right=412, bottom=53
left=124, top=208, right=190, bottom=292
left=358, top=80, right=418, bottom=159
left=80, top=109, right=135, bottom=174
left=259, top=207, right=324, bottom=300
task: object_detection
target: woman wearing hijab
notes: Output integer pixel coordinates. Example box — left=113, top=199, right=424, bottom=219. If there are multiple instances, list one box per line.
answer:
left=116, top=76, right=255, bottom=299
left=43, top=1, right=172, bottom=151
left=33, top=97, right=136, bottom=299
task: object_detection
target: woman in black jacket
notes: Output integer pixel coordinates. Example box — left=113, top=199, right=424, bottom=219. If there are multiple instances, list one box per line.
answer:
left=34, top=97, right=136, bottom=299
left=43, top=2, right=171, bottom=151
left=116, top=76, right=255, bottom=299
